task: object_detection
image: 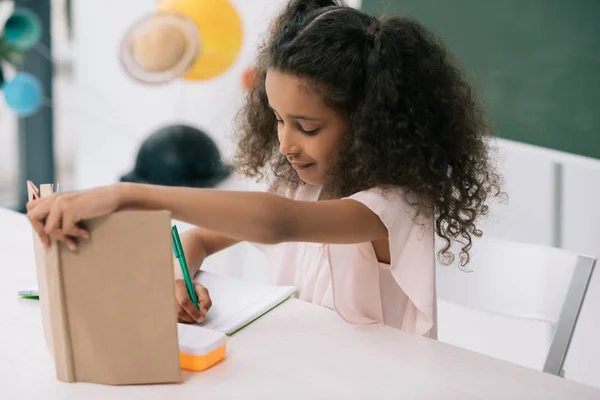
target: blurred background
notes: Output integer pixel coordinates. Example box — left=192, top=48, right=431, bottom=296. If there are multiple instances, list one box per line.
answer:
left=0, top=0, right=599, bottom=390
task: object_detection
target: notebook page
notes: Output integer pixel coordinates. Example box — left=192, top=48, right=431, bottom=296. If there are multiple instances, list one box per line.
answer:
left=195, top=271, right=296, bottom=335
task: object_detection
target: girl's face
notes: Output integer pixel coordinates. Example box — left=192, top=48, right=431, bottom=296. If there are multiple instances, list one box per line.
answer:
left=265, top=69, right=347, bottom=186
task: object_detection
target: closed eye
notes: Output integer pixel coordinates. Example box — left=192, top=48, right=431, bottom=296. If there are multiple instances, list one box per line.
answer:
left=300, top=126, right=319, bottom=136
left=274, top=117, right=319, bottom=136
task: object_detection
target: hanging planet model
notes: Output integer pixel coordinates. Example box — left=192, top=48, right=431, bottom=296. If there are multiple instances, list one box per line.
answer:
left=120, top=0, right=243, bottom=84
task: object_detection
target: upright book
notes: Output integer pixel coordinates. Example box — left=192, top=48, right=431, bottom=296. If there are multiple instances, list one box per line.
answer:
left=27, top=182, right=181, bottom=385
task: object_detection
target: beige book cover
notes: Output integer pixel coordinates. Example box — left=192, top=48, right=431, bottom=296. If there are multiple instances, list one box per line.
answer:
left=27, top=182, right=181, bottom=385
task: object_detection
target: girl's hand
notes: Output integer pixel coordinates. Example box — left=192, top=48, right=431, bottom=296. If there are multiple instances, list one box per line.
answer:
left=26, top=185, right=122, bottom=251
left=175, top=279, right=212, bottom=323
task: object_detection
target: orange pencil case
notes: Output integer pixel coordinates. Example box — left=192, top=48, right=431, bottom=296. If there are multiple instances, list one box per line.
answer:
left=177, top=323, right=228, bottom=372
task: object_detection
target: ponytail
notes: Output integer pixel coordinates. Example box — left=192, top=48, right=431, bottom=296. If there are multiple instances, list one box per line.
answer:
left=363, top=18, right=387, bottom=103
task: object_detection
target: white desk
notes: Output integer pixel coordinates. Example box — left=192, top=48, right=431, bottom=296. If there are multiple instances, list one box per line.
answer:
left=1, top=208, right=600, bottom=399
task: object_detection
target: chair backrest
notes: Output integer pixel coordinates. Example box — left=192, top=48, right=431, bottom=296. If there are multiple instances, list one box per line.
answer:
left=436, top=236, right=596, bottom=375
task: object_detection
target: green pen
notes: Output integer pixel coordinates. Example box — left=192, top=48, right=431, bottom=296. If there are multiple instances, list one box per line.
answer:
left=172, top=225, right=199, bottom=309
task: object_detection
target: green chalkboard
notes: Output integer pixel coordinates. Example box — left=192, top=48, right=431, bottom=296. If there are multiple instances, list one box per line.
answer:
left=362, top=0, right=600, bottom=159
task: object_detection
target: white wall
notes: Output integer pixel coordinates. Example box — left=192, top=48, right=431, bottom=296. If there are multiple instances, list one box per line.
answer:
left=72, top=0, right=361, bottom=189
left=65, top=0, right=599, bottom=390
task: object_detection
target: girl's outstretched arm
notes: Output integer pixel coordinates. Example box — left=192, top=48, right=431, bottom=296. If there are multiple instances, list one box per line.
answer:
left=120, top=183, right=388, bottom=245
left=26, top=182, right=388, bottom=250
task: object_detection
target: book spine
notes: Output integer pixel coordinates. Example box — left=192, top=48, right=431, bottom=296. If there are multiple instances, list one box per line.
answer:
left=32, top=233, right=55, bottom=357
left=49, top=245, right=76, bottom=382
left=39, top=184, right=76, bottom=382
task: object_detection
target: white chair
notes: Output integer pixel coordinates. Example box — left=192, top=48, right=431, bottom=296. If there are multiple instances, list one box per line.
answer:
left=436, top=237, right=596, bottom=376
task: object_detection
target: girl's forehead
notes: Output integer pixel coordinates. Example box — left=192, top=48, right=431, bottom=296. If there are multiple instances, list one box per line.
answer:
left=265, top=69, right=327, bottom=113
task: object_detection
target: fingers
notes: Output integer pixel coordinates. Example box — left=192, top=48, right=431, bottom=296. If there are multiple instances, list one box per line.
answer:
left=26, top=195, right=89, bottom=251
left=30, top=217, right=51, bottom=248
left=177, top=307, right=196, bottom=323
left=175, top=280, right=204, bottom=323
left=195, top=283, right=212, bottom=317
left=26, top=198, right=39, bottom=212
left=27, top=199, right=52, bottom=248
left=44, top=199, right=63, bottom=236
left=45, top=227, right=85, bottom=252
left=63, top=221, right=90, bottom=240
left=61, top=216, right=90, bottom=249
left=64, top=237, right=79, bottom=252
left=180, top=296, right=203, bottom=323
left=47, top=228, right=76, bottom=252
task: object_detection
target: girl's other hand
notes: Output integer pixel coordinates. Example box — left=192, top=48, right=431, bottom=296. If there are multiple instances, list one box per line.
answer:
left=175, top=280, right=212, bottom=323
left=26, top=185, right=122, bottom=251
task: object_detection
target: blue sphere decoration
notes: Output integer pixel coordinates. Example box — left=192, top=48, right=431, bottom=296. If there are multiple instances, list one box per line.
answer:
left=3, top=72, right=43, bottom=117
left=3, top=8, right=42, bottom=51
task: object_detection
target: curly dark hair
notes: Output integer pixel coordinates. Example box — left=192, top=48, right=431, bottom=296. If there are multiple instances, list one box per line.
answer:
left=234, top=0, right=503, bottom=266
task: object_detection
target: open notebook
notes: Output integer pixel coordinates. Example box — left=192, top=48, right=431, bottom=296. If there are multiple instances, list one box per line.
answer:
left=195, top=271, right=296, bottom=335
left=19, top=271, right=296, bottom=336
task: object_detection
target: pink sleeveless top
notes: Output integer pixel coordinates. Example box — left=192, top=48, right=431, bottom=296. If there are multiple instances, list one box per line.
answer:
left=253, top=183, right=436, bottom=338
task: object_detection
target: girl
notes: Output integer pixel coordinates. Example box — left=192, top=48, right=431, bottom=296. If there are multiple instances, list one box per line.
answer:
left=27, top=0, right=502, bottom=338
